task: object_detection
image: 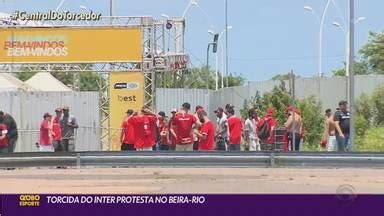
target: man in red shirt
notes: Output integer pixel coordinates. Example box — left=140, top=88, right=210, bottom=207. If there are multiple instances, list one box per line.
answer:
left=39, top=112, right=54, bottom=152
left=170, top=102, right=200, bottom=151
left=193, top=105, right=203, bottom=151
left=227, top=107, right=243, bottom=151
left=259, top=107, right=278, bottom=150
left=120, top=109, right=135, bottom=151
left=168, top=109, right=178, bottom=151
left=128, top=107, right=157, bottom=151
left=158, top=111, right=170, bottom=151
left=194, top=109, right=215, bottom=151
left=52, top=108, right=63, bottom=152
left=0, top=123, right=9, bottom=153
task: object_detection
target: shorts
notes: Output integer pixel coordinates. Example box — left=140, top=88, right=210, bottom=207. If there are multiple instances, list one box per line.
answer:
left=175, top=144, right=194, bottom=151
left=121, top=143, right=135, bottom=151
left=136, top=147, right=153, bottom=151
left=39, top=144, right=54, bottom=152
left=327, top=136, right=337, bottom=152
left=228, top=144, right=241, bottom=151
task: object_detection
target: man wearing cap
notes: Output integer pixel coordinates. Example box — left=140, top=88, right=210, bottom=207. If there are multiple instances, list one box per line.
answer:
left=120, top=109, right=135, bottom=151
left=334, top=101, right=350, bottom=151
left=0, top=111, right=18, bottom=153
left=215, top=107, right=228, bottom=151
left=39, top=113, right=54, bottom=152
left=170, top=102, right=200, bottom=151
left=60, top=107, right=78, bottom=152
left=158, top=111, right=170, bottom=151
left=194, top=109, right=215, bottom=151
left=52, top=108, right=63, bottom=152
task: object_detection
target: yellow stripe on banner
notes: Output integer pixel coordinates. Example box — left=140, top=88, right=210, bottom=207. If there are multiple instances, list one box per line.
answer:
left=0, top=27, right=142, bottom=63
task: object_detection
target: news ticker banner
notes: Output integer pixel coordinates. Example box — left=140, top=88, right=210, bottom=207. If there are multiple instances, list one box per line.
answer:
left=1, top=194, right=383, bottom=216
left=109, top=72, right=145, bottom=150
left=0, top=27, right=142, bottom=63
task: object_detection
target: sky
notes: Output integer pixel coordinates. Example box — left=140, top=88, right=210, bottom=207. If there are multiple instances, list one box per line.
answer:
left=1, top=0, right=383, bottom=81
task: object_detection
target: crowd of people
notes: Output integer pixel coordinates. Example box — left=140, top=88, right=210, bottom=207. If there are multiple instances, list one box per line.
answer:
left=119, top=102, right=307, bottom=152
left=37, top=107, right=79, bottom=152
left=0, top=107, right=78, bottom=153
left=0, top=99, right=351, bottom=153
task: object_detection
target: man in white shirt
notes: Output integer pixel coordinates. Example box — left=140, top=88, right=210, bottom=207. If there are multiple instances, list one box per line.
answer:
left=244, top=108, right=261, bottom=151
left=214, top=107, right=228, bottom=151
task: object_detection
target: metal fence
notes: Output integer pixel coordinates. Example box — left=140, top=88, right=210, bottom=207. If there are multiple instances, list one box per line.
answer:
left=0, top=91, right=101, bottom=152
left=156, top=75, right=384, bottom=115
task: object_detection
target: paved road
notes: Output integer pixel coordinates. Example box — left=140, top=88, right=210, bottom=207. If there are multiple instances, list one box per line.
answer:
left=0, top=167, right=383, bottom=194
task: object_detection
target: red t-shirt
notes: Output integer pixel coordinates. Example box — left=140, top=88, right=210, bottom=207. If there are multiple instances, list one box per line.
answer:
left=129, top=115, right=157, bottom=149
left=158, top=119, right=169, bottom=145
left=169, top=118, right=177, bottom=147
left=227, top=116, right=243, bottom=145
left=0, top=123, right=8, bottom=147
left=198, top=121, right=215, bottom=151
left=264, top=117, right=277, bottom=144
left=121, top=117, right=135, bottom=144
left=172, top=113, right=197, bottom=145
left=40, top=120, right=52, bottom=146
left=52, top=117, right=62, bottom=141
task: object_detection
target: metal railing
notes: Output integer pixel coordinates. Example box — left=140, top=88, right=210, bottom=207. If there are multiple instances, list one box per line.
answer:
left=0, top=152, right=383, bottom=168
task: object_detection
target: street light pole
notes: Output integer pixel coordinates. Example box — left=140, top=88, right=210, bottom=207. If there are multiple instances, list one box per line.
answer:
left=225, top=0, right=229, bottom=87
left=319, top=0, right=332, bottom=77
left=209, top=26, right=232, bottom=90
left=206, top=43, right=214, bottom=90
left=348, top=0, right=355, bottom=151
left=304, top=0, right=332, bottom=77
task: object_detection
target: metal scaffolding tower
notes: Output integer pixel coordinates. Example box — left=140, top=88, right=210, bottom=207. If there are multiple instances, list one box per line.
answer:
left=0, top=15, right=189, bottom=150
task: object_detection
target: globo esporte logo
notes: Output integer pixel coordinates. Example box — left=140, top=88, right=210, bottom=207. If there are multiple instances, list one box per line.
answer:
left=19, top=194, right=40, bottom=207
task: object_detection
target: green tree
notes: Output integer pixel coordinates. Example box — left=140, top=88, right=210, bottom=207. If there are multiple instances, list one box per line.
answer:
left=296, top=96, right=323, bottom=150
left=332, top=61, right=371, bottom=76
left=360, top=31, right=384, bottom=73
left=333, top=31, right=384, bottom=76
left=157, top=66, right=245, bottom=89
left=240, top=81, right=292, bottom=126
left=371, top=85, right=384, bottom=126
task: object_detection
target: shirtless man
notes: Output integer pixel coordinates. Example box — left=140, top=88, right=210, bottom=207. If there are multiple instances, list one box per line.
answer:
left=322, top=109, right=337, bottom=151
left=284, top=106, right=303, bottom=152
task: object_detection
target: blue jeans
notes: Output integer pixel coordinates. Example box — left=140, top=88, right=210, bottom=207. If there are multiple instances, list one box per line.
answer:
left=336, top=134, right=350, bottom=152
left=216, top=138, right=227, bottom=151
left=228, top=144, right=240, bottom=151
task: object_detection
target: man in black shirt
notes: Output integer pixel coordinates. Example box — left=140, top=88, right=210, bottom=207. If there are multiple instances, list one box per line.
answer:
left=334, top=101, right=350, bottom=152
left=0, top=111, right=18, bottom=153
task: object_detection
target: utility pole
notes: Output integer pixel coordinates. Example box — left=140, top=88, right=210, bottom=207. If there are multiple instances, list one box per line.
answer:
left=110, top=0, right=113, bottom=17
left=348, top=0, right=355, bottom=151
